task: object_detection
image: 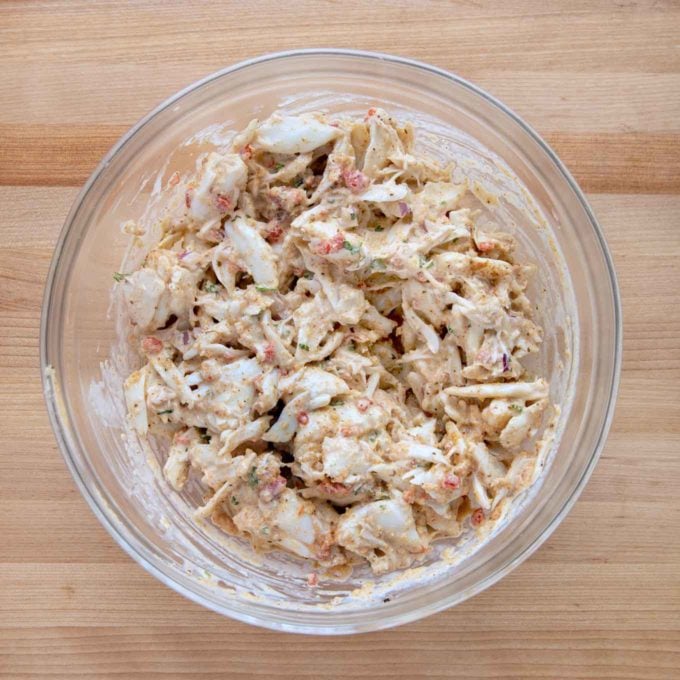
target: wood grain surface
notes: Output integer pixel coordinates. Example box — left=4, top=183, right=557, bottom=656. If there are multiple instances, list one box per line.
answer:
left=1, top=1, right=679, bottom=678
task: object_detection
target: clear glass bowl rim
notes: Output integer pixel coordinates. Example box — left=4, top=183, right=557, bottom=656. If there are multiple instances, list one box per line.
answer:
left=40, top=48, right=622, bottom=634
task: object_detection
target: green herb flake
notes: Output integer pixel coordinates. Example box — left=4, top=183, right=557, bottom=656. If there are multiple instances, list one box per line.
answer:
left=372, top=225, right=384, bottom=232
left=248, top=467, right=259, bottom=488
left=293, top=176, right=304, bottom=187
left=350, top=210, right=357, bottom=220
left=231, top=496, right=239, bottom=506
left=302, top=270, right=314, bottom=279
left=418, top=254, right=434, bottom=269
left=255, top=285, right=277, bottom=293
left=509, top=404, right=524, bottom=413
left=343, top=240, right=361, bottom=254
left=371, top=258, right=387, bottom=270
left=156, top=409, right=173, bottom=415
left=298, top=343, right=310, bottom=351
left=261, top=526, right=270, bottom=535
left=274, top=163, right=284, bottom=172
left=203, top=281, right=220, bottom=294
left=113, top=272, right=126, bottom=282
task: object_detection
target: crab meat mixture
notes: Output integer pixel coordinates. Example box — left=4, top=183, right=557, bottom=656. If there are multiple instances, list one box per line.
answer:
left=120, top=109, right=551, bottom=576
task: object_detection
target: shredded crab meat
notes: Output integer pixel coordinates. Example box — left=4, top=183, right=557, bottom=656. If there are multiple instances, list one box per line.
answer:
left=121, top=109, right=552, bottom=577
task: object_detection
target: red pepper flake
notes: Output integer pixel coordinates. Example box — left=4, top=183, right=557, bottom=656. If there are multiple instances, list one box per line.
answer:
left=356, top=397, right=372, bottom=413
left=307, top=572, right=319, bottom=587
left=330, top=233, right=345, bottom=250
left=266, top=222, right=284, bottom=243
left=141, top=336, right=163, bottom=354
left=185, top=190, right=193, bottom=209
left=296, top=411, right=309, bottom=426
left=315, top=232, right=345, bottom=255
left=364, top=107, right=377, bottom=121
left=471, top=509, right=485, bottom=527
left=318, top=481, right=350, bottom=496
left=239, top=144, right=253, bottom=160
left=341, top=168, right=369, bottom=194
left=478, top=241, right=494, bottom=253
left=215, top=194, right=232, bottom=212
left=262, top=343, right=276, bottom=363
left=167, top=171, right=180, bottom=188
left=442, top=473, right=460, bottom=490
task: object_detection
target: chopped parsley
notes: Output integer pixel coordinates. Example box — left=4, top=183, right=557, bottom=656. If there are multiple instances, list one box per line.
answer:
left=231, top=496, right=239, bottom=506
left=292, top=176, right=304, bottom=187
left=343, top=240, right=362, bottom=254
left=255, top=285, right=277, bottom=293
left=298, top=343, right=310, bottom=351
left=156, top=409, right=173, bottom=415
left=248, top=467, right=259, bottom=488
left=418, top=254, right=434, bottom=269
left=261, top=526, right=270, bottom=535
left=302, top=270, right=314, bottom=279
left=203, top=281, right=220, bottom=294
left=509, top=404, right=524, bottom=413
left=371, top=224, right=384, bottom=232
left=113, top=272, right=126, bottom=282
left=274, top=162, right=284, bottom=172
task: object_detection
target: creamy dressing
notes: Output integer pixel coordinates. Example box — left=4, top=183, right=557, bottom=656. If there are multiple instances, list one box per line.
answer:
left=117, top=109, right=552, bottom=577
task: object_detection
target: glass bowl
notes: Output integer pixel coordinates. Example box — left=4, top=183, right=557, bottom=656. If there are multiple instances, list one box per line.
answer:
left=41, top=49, right=621, bottom=634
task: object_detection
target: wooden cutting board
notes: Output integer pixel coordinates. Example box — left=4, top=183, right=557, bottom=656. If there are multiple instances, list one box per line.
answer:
left=1, top=1, right=678, bottom=678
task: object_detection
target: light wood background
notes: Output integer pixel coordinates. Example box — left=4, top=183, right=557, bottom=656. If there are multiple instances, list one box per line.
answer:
left=1, top=1, right=679, bottom=678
